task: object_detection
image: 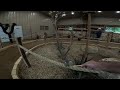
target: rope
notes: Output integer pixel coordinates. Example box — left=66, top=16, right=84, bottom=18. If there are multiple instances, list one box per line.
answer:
left=18, top=44, right=111, bottom=75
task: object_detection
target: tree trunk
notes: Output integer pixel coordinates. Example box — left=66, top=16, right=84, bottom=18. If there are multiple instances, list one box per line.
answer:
left=82, top=13, right=91, bottom=64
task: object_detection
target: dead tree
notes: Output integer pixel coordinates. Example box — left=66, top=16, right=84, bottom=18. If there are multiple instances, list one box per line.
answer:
left=49, top=11, right=74, bottom=66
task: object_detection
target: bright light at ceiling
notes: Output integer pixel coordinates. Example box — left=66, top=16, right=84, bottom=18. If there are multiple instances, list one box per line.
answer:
left=71, top=11, right=75, bottom=15
left=62, top=13, right=66, bottom=17
left=33, top=13, right=35, bottom=15
left=9, top=11, right=15, bottom=14
left=116, top=11, right=120, bottom=13
left=97, top=11, right=102, bottom=13
left=31, top=12, right=35, bottom=16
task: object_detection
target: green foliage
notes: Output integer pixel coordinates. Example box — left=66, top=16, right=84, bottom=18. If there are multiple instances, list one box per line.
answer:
left=105, top=27, right=120, bottom=34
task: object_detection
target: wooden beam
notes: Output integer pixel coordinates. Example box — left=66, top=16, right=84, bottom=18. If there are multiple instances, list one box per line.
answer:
left=16, top=37, right=31, bottom=67
left=82, top=13, right=92, bottom=63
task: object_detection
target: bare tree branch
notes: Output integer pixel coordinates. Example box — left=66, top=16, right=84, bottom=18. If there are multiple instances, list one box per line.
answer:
left=49, top=11, right=74, bottom=65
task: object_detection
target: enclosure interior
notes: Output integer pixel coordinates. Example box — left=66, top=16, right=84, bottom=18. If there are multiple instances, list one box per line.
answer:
left=0, top=11, right=120, bottom=79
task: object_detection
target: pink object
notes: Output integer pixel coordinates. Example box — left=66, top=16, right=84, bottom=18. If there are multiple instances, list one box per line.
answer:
left=78, top=60, right=120, bottom=74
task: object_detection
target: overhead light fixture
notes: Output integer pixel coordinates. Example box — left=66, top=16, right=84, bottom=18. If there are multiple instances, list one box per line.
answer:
left=31, top=12, right=35, bottom=16
left=33, top=13, right=35, bottom=15
left=97, top=11, right=102, bottom=13
left=71, top=11, right=75, bottom=15
left=62, top=13, right=66, bottom=17
left=116, top=11, right=120, bottom=13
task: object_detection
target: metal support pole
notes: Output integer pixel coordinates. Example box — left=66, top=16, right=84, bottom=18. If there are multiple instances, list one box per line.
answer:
left=16, top=37, right=31, bottom=67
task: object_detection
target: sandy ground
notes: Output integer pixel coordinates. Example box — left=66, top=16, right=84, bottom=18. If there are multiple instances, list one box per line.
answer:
left=0, top=38, right=120, bottom=79
left=18, top=42, right=120, bottom=79
left=0, top=38, right=76, bottom=79
left=18, top=44, right=81, bottom=79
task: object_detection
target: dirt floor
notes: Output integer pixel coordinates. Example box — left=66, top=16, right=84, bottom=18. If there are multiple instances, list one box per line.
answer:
left=0, top=38, right=71, bottom=79
left=0, top=39, right=44, bottom=79
left=18, top=43, right=120, bottom=79
left=18, top=43, right=103, bottom=79
left=0, top=38, right=120, bottom=79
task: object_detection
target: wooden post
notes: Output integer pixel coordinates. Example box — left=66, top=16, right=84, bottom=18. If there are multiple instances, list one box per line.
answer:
left=106, top=32, right=112, bottom=48
left=111, top=32, right=113, bottom=42
left=82, top=13, right=91, bottom=64
left=81, top=28, right=83, bottom=39
left=16, top=37, right=31, bottom=67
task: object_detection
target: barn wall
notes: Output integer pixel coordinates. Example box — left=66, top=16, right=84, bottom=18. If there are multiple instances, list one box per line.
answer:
left=0, top=11, right=55, bottom=39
